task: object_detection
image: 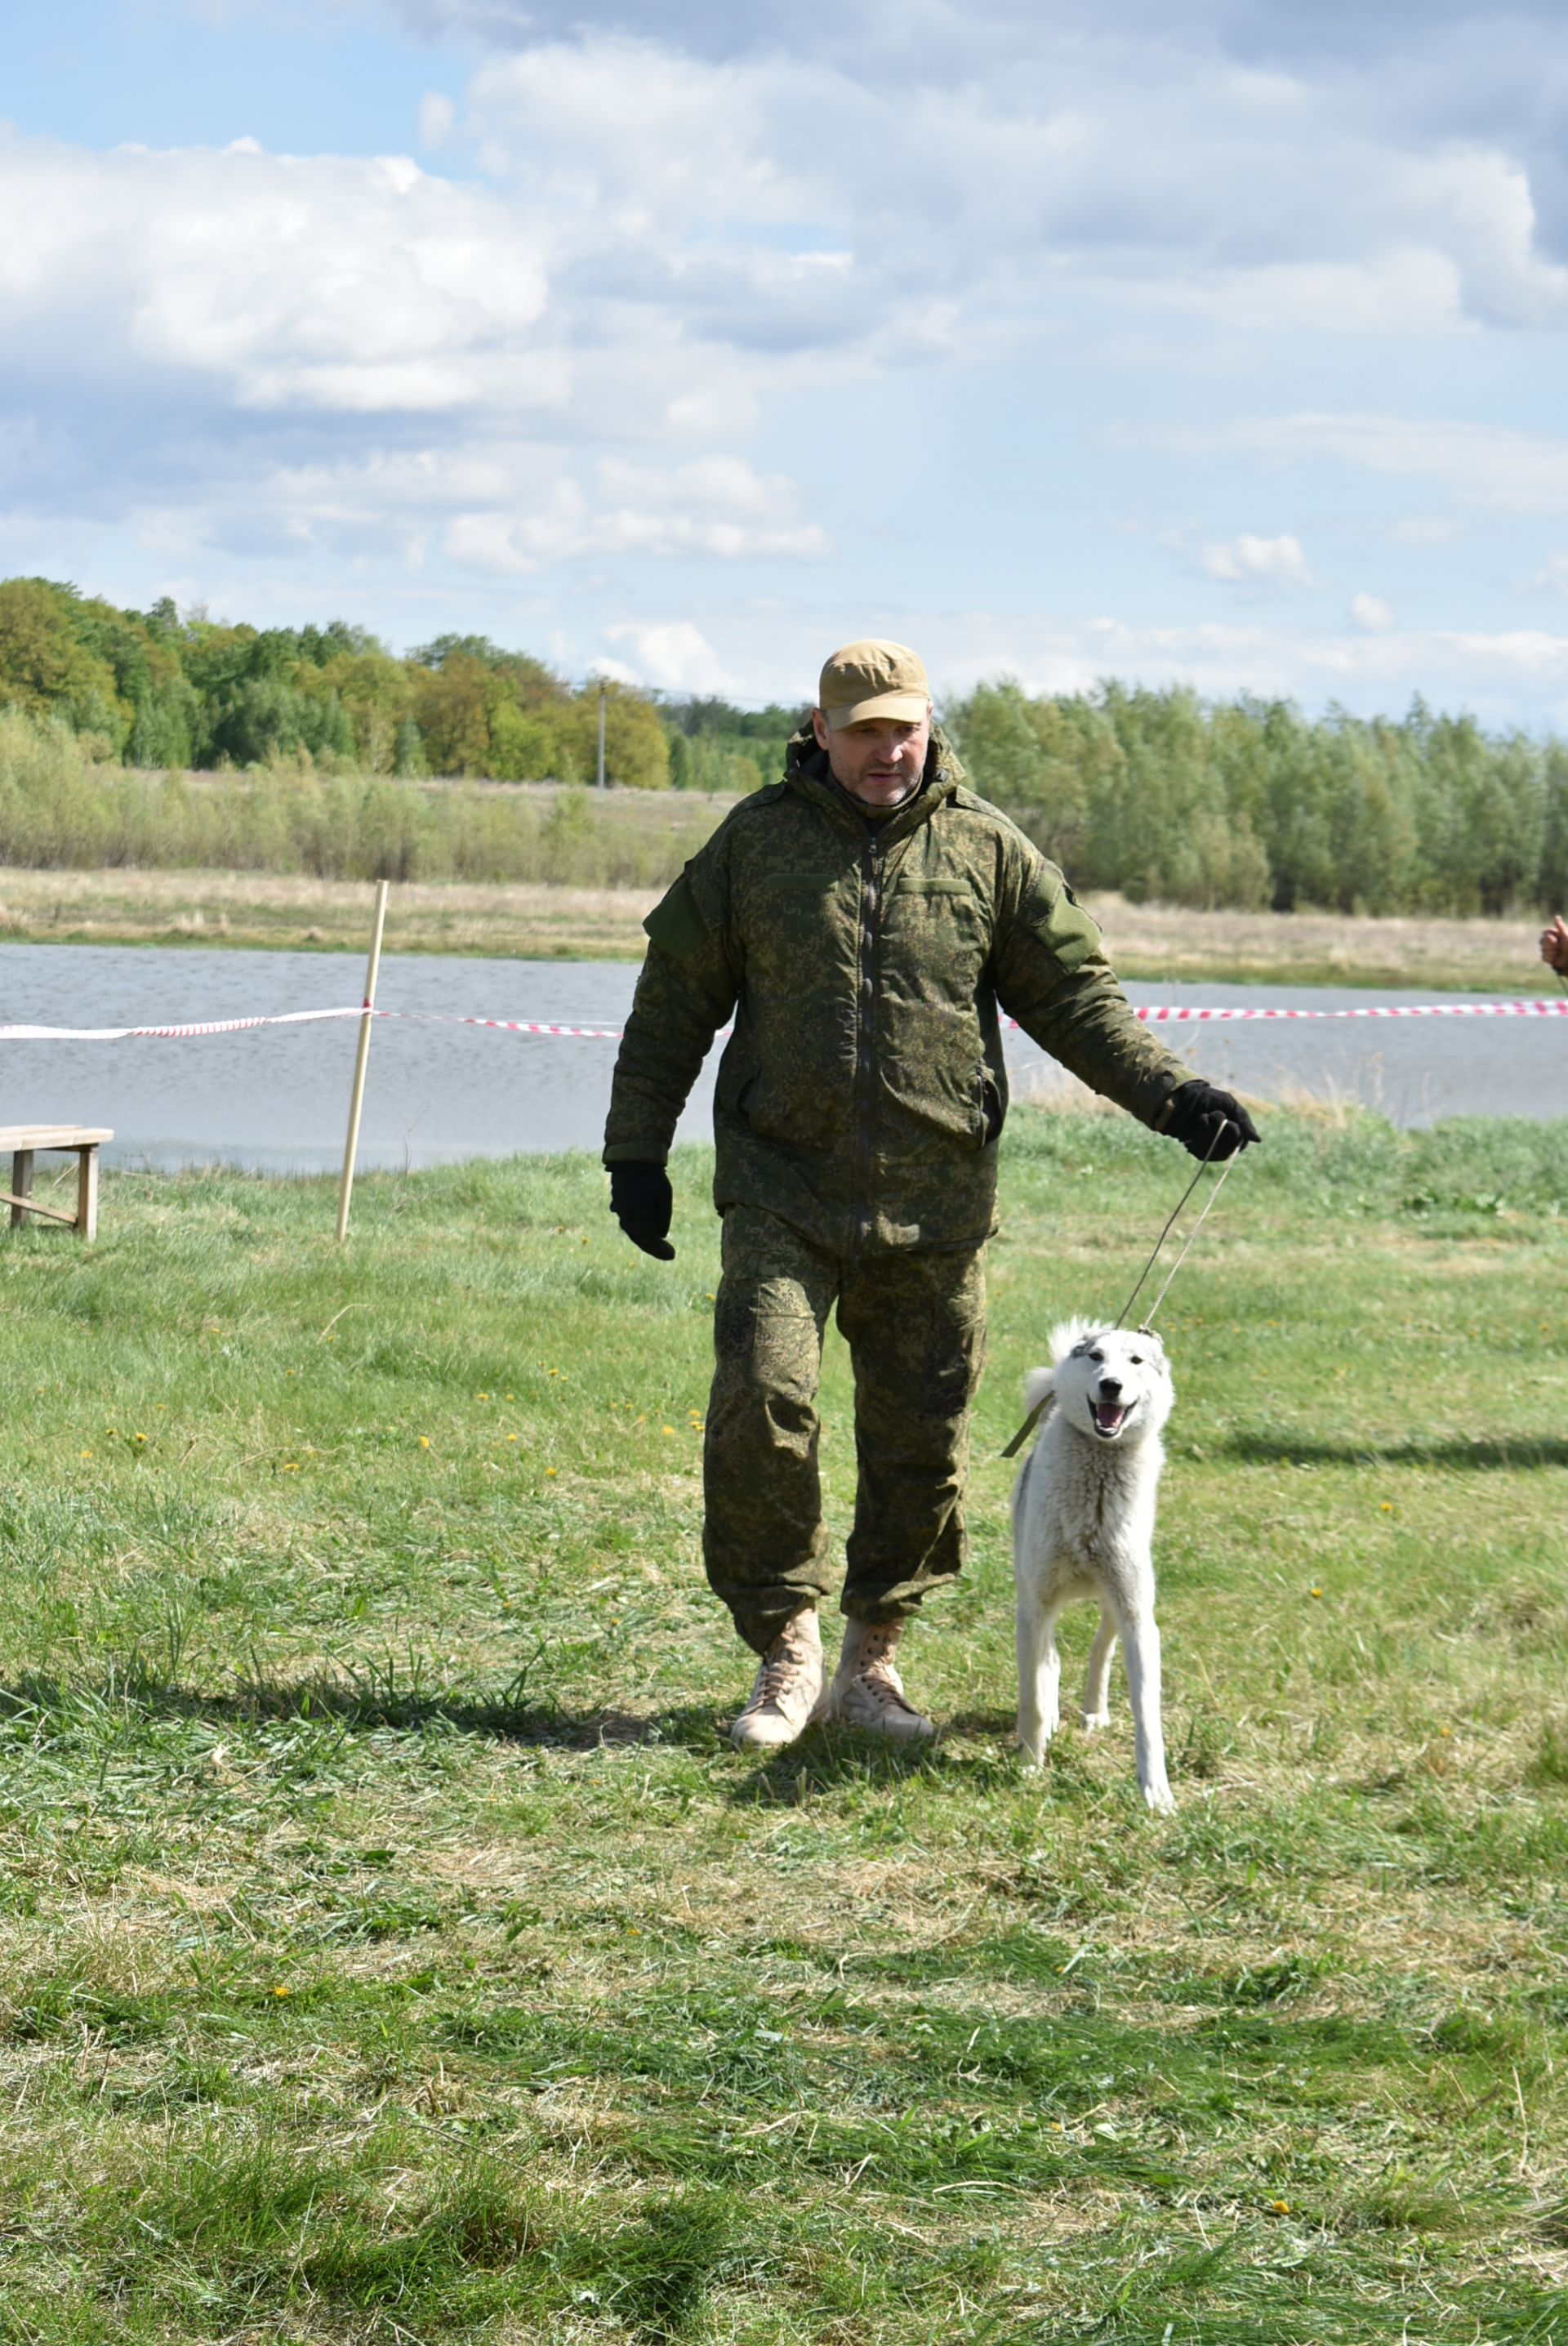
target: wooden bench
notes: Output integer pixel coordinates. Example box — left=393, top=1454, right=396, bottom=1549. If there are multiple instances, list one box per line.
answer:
left=0, top=1126, right=113, bottom=1242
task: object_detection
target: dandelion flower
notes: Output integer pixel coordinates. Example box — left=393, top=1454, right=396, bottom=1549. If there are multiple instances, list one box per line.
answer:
left=283, top=1462, right=300, bottom=1473
left=418, top=1436, right=430, bottom=1449
left=546, top=1466, right=557, bottom=1478
left=80, top=1450, right=93, bottom=1460
left=133, top=1433, right=148, bottom=1443
left=1309, top=1586, right=1323, bottom=1599
left=273, top=1985, right=290, bottom=1999
left=1380, top=1501, right=1392, bottom=1512
left=1269, top=2198, right=1290, bottom=2214
left=662, top=1425, right=675, bottom=1436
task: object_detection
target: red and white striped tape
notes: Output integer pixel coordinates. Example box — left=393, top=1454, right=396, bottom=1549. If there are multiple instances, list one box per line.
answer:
left=394, top=1013, right=628, bottom=1040
left=1131, top=997, right=1568, bottom=1024
left=1, top=997, right=1566, bottom=1045
left=0, top=1007, right=367, bottom=1042
left=0, top=1007, right=632, bottom=1042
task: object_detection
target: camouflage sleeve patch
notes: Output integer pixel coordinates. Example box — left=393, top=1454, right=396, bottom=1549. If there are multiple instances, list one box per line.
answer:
left=1018, top=872, right=1102, bottom=974
left=644, top=867, right=711, bottom=964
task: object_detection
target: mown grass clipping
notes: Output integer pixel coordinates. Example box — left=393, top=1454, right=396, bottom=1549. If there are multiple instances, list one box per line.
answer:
left=1, top=1106, right=1567, bottom=2342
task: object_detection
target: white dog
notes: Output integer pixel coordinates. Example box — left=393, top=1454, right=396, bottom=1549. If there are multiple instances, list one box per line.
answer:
left=1010, top=1318, right=1176, bottom=1812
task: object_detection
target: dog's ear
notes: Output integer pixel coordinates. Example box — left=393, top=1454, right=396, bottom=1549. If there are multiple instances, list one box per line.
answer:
left=1049, top=1315, right=1097, bottom=1366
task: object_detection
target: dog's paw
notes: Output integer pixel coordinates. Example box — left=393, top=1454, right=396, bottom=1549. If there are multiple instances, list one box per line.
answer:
left=1140, top=1780, right=1177, bottom=1816
left=1080, top=1707, right=1111, bottom=1733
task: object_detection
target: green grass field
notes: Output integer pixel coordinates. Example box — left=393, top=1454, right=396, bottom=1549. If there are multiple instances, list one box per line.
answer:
left=3, top=1110, right=1568, bottom=2342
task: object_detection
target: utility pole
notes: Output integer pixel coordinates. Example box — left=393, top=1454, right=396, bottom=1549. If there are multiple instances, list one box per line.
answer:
left=596, top=680, right=607, bottom=789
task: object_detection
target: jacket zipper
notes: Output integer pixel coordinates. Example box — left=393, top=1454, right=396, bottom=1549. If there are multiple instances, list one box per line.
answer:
left=850, top=829, right=884, bottom=1259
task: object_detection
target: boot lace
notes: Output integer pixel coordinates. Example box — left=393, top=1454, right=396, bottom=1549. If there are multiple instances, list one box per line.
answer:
left=853, top=1626, right=910, bottom=1703
left=755, top=1626, right=812, bottom=1708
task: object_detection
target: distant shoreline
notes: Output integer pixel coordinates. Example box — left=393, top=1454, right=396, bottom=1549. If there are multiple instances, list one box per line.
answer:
left=0, top=867, right=1554, bottom=992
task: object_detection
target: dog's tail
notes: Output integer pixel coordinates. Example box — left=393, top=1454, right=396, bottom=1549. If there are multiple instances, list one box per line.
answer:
left=1021, top=1363, right=1056, bottom=1416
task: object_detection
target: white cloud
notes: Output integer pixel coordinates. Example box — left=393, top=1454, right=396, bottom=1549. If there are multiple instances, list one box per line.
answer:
left=1390, top=515, right=1457, bottom=546
left=1535, top=556, right=1568, bottom=597
left=1184, top=412, right=1568, bottom=511
left=10, top=1, right=1568, bottom=708
left=0, top=132, right=550, bottom=417
left=1350, top=592, right=1396, bottom=631
left=419, top=91, right=457, bottom=149
left=441, top=454, right=829, bottom=571
left=614, top=600, right=1568, bottom=723
left=1200, top=533, right=1316, bottom=586
left=140, top=439, right=829, bottom=575
left=604, top=620, right=732, bottom=691
left=437, top=13, right=1568, bottom=339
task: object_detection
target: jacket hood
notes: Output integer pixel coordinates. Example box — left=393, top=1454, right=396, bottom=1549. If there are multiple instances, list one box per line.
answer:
left=782, top=722, right=967, bottom=838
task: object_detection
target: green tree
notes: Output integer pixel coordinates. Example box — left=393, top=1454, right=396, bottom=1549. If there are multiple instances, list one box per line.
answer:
left=564, top=681, right=670, bottom=790
left=0, top=579, right=127, bottom=747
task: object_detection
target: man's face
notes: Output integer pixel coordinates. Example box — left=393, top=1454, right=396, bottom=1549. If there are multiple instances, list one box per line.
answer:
left=811, top=708, right=932, bottom=806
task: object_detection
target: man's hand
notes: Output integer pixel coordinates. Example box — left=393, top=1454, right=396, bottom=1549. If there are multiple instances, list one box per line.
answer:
left=609, top=1162, right=675, bottom=1260
left=1164, top=1081, right=1261, bottom=1162
left=1541, top=916, right=1568, bottom=975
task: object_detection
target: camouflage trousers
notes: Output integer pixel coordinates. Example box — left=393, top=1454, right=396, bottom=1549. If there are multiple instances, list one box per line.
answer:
left=703, top=1204, right=987, bottom=1654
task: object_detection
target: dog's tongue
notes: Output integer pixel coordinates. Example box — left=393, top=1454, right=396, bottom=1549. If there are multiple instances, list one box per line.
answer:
left=1093, top=1402, right=1126, bottom=1434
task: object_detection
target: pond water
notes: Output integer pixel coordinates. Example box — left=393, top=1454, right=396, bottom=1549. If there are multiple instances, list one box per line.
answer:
left=0, top=943, right=1562, bottom=1172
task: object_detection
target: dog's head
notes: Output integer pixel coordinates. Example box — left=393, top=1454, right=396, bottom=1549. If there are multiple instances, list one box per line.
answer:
left=1047, top=1318, right=1174, bottom=1446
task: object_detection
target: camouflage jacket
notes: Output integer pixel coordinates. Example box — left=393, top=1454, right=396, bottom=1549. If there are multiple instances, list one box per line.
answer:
left=603, top=727, right=1194, bottom=1254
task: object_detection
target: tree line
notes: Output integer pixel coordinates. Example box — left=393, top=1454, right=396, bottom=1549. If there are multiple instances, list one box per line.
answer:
left=0, top=577, right=671, bottom=790
left=943, top=679, right=1568, bottom=917
left=2, top=575, right=1566, bottom=916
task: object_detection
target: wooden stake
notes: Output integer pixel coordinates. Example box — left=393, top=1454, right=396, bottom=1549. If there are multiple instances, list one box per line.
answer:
left=336, top=879, right=390, bottom=1243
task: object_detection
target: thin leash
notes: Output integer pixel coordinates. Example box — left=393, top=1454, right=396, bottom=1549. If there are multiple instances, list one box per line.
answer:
left=1000, top=1122, right=1241, bottom=1461
left=1113, top=1122, right=1237, bottom=1332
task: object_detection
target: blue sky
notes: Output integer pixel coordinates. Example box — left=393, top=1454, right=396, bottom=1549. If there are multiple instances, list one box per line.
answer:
left=7, top=0, right=1568, bottom=720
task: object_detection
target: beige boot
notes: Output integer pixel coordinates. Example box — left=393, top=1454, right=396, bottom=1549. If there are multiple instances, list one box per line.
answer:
left=728, top=1609, right=826, bottom=1751
left=822, top=1619, right=935, bottom=1742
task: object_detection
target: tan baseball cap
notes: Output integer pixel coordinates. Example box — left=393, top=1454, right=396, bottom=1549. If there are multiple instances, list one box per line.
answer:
left=817, top=639, right=930, bottom=730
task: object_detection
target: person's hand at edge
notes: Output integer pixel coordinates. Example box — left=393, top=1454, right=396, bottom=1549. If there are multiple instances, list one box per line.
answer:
left=609, top=1162, right=675, bottom=1260
left=1540, top=916, right=1568, bottom=975
left=1163, top=1081, right=1261, bottom=1162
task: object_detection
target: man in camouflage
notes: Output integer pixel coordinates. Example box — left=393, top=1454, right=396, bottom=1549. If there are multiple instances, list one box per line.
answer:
left=604, top=640, right=1256, bottom=1751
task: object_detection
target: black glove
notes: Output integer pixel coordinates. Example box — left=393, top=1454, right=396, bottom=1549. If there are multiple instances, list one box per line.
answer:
left=609, top=1162, right=675, bottom=1260
left=1163, top=1080, right=1261, bottom=1162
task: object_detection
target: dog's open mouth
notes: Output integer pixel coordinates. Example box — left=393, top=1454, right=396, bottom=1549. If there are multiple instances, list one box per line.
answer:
left=1091, top=1402, right=1128, bottom=1438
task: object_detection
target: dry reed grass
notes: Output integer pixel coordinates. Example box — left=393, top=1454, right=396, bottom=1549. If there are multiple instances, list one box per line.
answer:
left=1092, top=891, right=1554, bottom=993
left=0, top=864, right=1555, bottom=988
